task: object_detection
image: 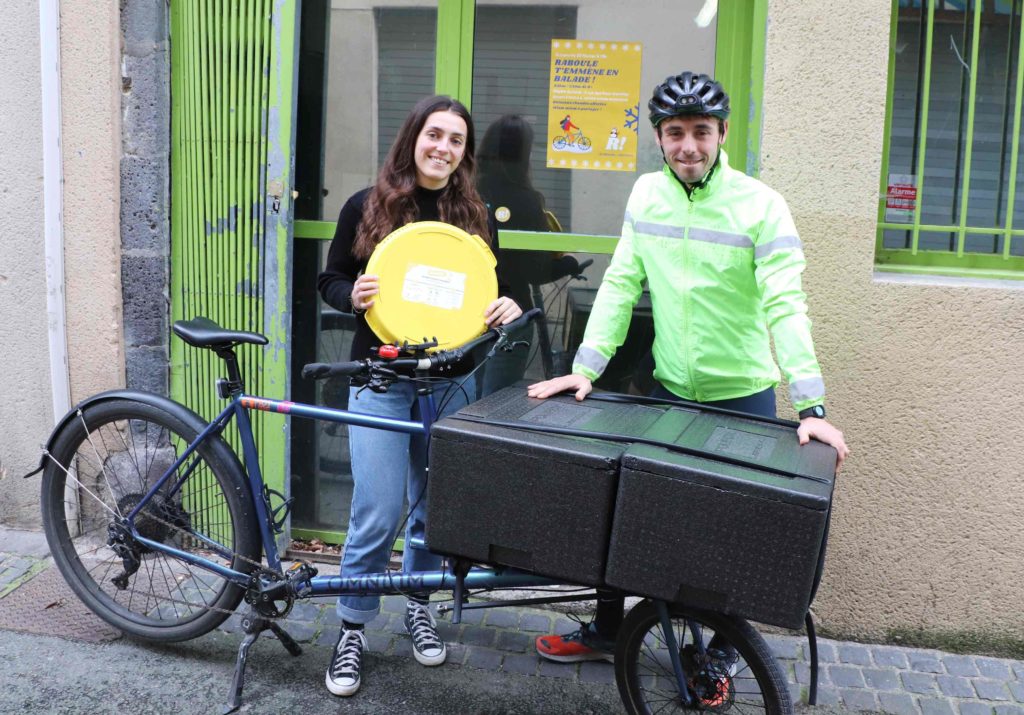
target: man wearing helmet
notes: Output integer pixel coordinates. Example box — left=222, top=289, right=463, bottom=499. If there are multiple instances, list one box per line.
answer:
left=527, top=72, right=849, bottom=664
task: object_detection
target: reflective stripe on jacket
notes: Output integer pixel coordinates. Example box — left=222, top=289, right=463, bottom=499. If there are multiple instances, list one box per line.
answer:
left=572, top=151, right=825, bottom=411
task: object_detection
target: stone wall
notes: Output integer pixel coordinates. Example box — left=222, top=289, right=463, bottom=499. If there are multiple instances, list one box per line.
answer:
left=121, top=0, right=170, bottom=395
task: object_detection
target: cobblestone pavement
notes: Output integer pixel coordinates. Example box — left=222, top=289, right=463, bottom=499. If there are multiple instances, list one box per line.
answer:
left=214, top=594, right=1024, bottom=715
left=3, top=525, right=1022, bottom=714
left=0, top=549, right=48, bottom=598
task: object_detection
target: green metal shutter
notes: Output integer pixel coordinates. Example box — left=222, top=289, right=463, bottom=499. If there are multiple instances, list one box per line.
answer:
left=169, top=0, right=298, bottom=505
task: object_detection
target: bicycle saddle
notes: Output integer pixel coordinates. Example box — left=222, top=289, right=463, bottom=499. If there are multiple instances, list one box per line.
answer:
left=173, top=317, right=269, bottom=349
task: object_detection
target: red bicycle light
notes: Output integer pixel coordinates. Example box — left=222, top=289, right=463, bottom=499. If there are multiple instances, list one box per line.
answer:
left=378, top=345, right=400, bottom=359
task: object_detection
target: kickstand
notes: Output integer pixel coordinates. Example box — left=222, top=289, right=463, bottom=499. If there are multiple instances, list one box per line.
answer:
left=449, top=559, right=471, bottom=624
left=805, top=610, right=819, bottom=706
left=223, top=609, right=303, bottom=714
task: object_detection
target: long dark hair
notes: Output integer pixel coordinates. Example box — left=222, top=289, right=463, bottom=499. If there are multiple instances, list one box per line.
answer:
left=353, top=95, right=490, bottom=259
left=478, top=114, right=535, bottom=190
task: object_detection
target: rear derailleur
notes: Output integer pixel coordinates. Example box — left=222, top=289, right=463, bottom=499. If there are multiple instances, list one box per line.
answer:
left=106, top=521, right=142, bottom=590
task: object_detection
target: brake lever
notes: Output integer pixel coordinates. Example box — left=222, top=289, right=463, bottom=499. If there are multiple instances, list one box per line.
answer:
left=500, top=340, right=530, bottom=353
left=353, top=365, right=400, bottom=396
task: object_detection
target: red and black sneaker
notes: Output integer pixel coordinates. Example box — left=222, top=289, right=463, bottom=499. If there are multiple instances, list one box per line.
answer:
left=535, top=624, right=615, bottom=663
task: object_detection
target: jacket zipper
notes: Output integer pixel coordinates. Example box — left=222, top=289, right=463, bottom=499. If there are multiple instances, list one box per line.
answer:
left=682, top=195, right=699, bottom=400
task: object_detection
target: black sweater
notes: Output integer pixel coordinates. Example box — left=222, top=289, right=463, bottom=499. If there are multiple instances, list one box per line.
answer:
left=477, top=176, right=580, bottom=311
left=316, top=186, right=508, bottom=371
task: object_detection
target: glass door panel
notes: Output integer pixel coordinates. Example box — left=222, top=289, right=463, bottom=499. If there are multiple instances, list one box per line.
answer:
left=471, top=0, right=716, bottom=393
left=291, top=0, right=439, bottom=537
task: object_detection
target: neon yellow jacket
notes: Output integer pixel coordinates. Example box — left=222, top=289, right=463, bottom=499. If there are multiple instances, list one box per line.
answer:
left=573, top=151, right=825, bottom=411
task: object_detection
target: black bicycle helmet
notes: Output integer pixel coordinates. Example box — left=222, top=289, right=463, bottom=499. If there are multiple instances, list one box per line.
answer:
left=648, top=72, right=730, bottom=126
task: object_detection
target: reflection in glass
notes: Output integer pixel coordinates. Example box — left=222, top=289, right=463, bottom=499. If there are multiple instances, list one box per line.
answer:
left=291, top=1, right=440, bottom=534
left=476, top=114, right=584, bottom=395
left=472, top=0, right=717, bottom=238
left=471, top=0, right=715, bottom=395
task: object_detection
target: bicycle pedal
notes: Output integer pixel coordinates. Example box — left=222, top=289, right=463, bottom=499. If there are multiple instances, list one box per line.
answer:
left=285, top=560, right=318, bottom=597
left=287, top=559, right=318, bottom=576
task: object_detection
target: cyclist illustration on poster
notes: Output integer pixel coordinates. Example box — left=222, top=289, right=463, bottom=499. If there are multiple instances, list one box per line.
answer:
left=546, top=39, right=642, bottom=172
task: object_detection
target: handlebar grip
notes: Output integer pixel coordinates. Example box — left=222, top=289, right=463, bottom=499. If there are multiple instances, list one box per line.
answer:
left=576, top=258, right=595, bottom=272
left=301, top=361, right=365, bottom=380
left=429, top=309, right=544, bottom=369
left=500, top=307, right=542, bottom=334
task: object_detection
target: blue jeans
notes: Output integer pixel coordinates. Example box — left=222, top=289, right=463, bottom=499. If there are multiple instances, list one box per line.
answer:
left=336, top=379, right=476, bottom=624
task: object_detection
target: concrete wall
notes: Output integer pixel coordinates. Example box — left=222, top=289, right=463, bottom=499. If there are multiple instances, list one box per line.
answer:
left=762, top=0, right=1024, bottom=641
left=0, top=0, right=123, bottom=529
left=0, top=1, right=54, bottom=527
left=61, top=0, right=124, bottom=402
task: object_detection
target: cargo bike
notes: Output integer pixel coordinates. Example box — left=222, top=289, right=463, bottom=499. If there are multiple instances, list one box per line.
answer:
left=29, top=309, right=836, bottom=714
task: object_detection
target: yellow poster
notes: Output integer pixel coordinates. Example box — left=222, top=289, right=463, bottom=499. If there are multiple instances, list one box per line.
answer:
left=546, top=39, right=643, bottom=172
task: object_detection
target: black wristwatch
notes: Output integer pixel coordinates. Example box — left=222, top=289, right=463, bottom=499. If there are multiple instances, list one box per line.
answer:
left=798, top=405, right=826, bottom=420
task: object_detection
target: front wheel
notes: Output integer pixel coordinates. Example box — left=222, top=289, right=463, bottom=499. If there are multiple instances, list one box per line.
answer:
left=578, top=136, right=592, bottom=150
left=40, top=397, right=262, bottom=642
left=615, top=599, right=792, bottom=715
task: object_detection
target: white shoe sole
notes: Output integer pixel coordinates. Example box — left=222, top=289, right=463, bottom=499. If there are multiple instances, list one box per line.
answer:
left=536, top=650, right=614, bottom=664
left=325, top=670, right=360, bottom=696
left=410, top=644, right=447, bottom=666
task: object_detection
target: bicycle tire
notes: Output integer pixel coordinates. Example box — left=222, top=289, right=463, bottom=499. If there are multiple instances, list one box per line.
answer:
left=553, top=136, right=567, bottom=150
left=615, top=599, right=792, bottom=715
left=578, top=136, right=592, bottom=150
left=41, top=397, right=261, bottom=642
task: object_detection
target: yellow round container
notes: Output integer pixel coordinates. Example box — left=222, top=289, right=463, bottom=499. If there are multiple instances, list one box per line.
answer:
left=364, top=221, right=498, bottom=351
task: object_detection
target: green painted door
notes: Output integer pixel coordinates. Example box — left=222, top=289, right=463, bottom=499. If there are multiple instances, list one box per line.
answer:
left=169, top=0, right=299, bottom=517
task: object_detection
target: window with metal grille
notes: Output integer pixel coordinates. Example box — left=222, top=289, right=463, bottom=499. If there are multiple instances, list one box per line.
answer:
left=877, top=0, right=1024, bottom=278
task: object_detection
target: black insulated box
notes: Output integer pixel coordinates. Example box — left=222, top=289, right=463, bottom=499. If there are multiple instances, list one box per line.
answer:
left=426, top=386, right=669, bottom=586
left=604, top=406, right=837, bottom=630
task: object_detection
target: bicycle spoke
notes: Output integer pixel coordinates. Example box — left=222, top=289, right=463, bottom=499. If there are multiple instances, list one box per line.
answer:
left=621, top=605, right=782, bottom=715
left=114, top=417, right=152, bottom=496
left=76, top=411, right=127, bottom=518
left=44, top=451, right=119, bottom=520
left=42, top=399, right=259, bottom=640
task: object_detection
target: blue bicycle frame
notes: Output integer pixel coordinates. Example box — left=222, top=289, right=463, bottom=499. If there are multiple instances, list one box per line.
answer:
left=124, top=385, right=562, bottom=598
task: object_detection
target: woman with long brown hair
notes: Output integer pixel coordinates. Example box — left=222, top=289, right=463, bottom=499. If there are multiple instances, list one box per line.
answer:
left=317, top=95, right=521, bottom=697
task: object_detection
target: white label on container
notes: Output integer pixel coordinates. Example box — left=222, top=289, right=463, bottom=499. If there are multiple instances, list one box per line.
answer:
left=401, top=264, right=467, bottom=311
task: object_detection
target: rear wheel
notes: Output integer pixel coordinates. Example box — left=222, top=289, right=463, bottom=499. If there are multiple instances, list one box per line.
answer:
left=615, top=599, right=791, bottom=715
left=553, top=136, right=568, bottom=150
left=40, top=398, right=261, bottom=642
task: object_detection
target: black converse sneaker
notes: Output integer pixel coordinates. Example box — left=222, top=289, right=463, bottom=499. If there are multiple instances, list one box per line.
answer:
left=325, top=627, right=367, bottom=696
left=404, top=601, right=447, bottom=666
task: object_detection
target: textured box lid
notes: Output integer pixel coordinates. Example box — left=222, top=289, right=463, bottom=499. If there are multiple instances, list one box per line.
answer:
left=432, top=385, right=669, bottom=469
left=621, top=407, right=837, bottom=509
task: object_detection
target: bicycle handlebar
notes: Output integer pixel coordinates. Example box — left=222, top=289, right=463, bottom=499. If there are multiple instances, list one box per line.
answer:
left=575, top=258, right=594, bottom=276
left=301, top=308, right=542, bottom=381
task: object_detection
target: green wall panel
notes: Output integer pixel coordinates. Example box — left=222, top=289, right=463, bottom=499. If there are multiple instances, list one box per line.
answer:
left=170, top=0, right=298, bottom=501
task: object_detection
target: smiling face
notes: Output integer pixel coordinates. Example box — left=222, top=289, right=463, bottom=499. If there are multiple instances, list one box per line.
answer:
left=655, top=115, right=728, bottom=185
left=413, top=110, right=468, bottom=190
